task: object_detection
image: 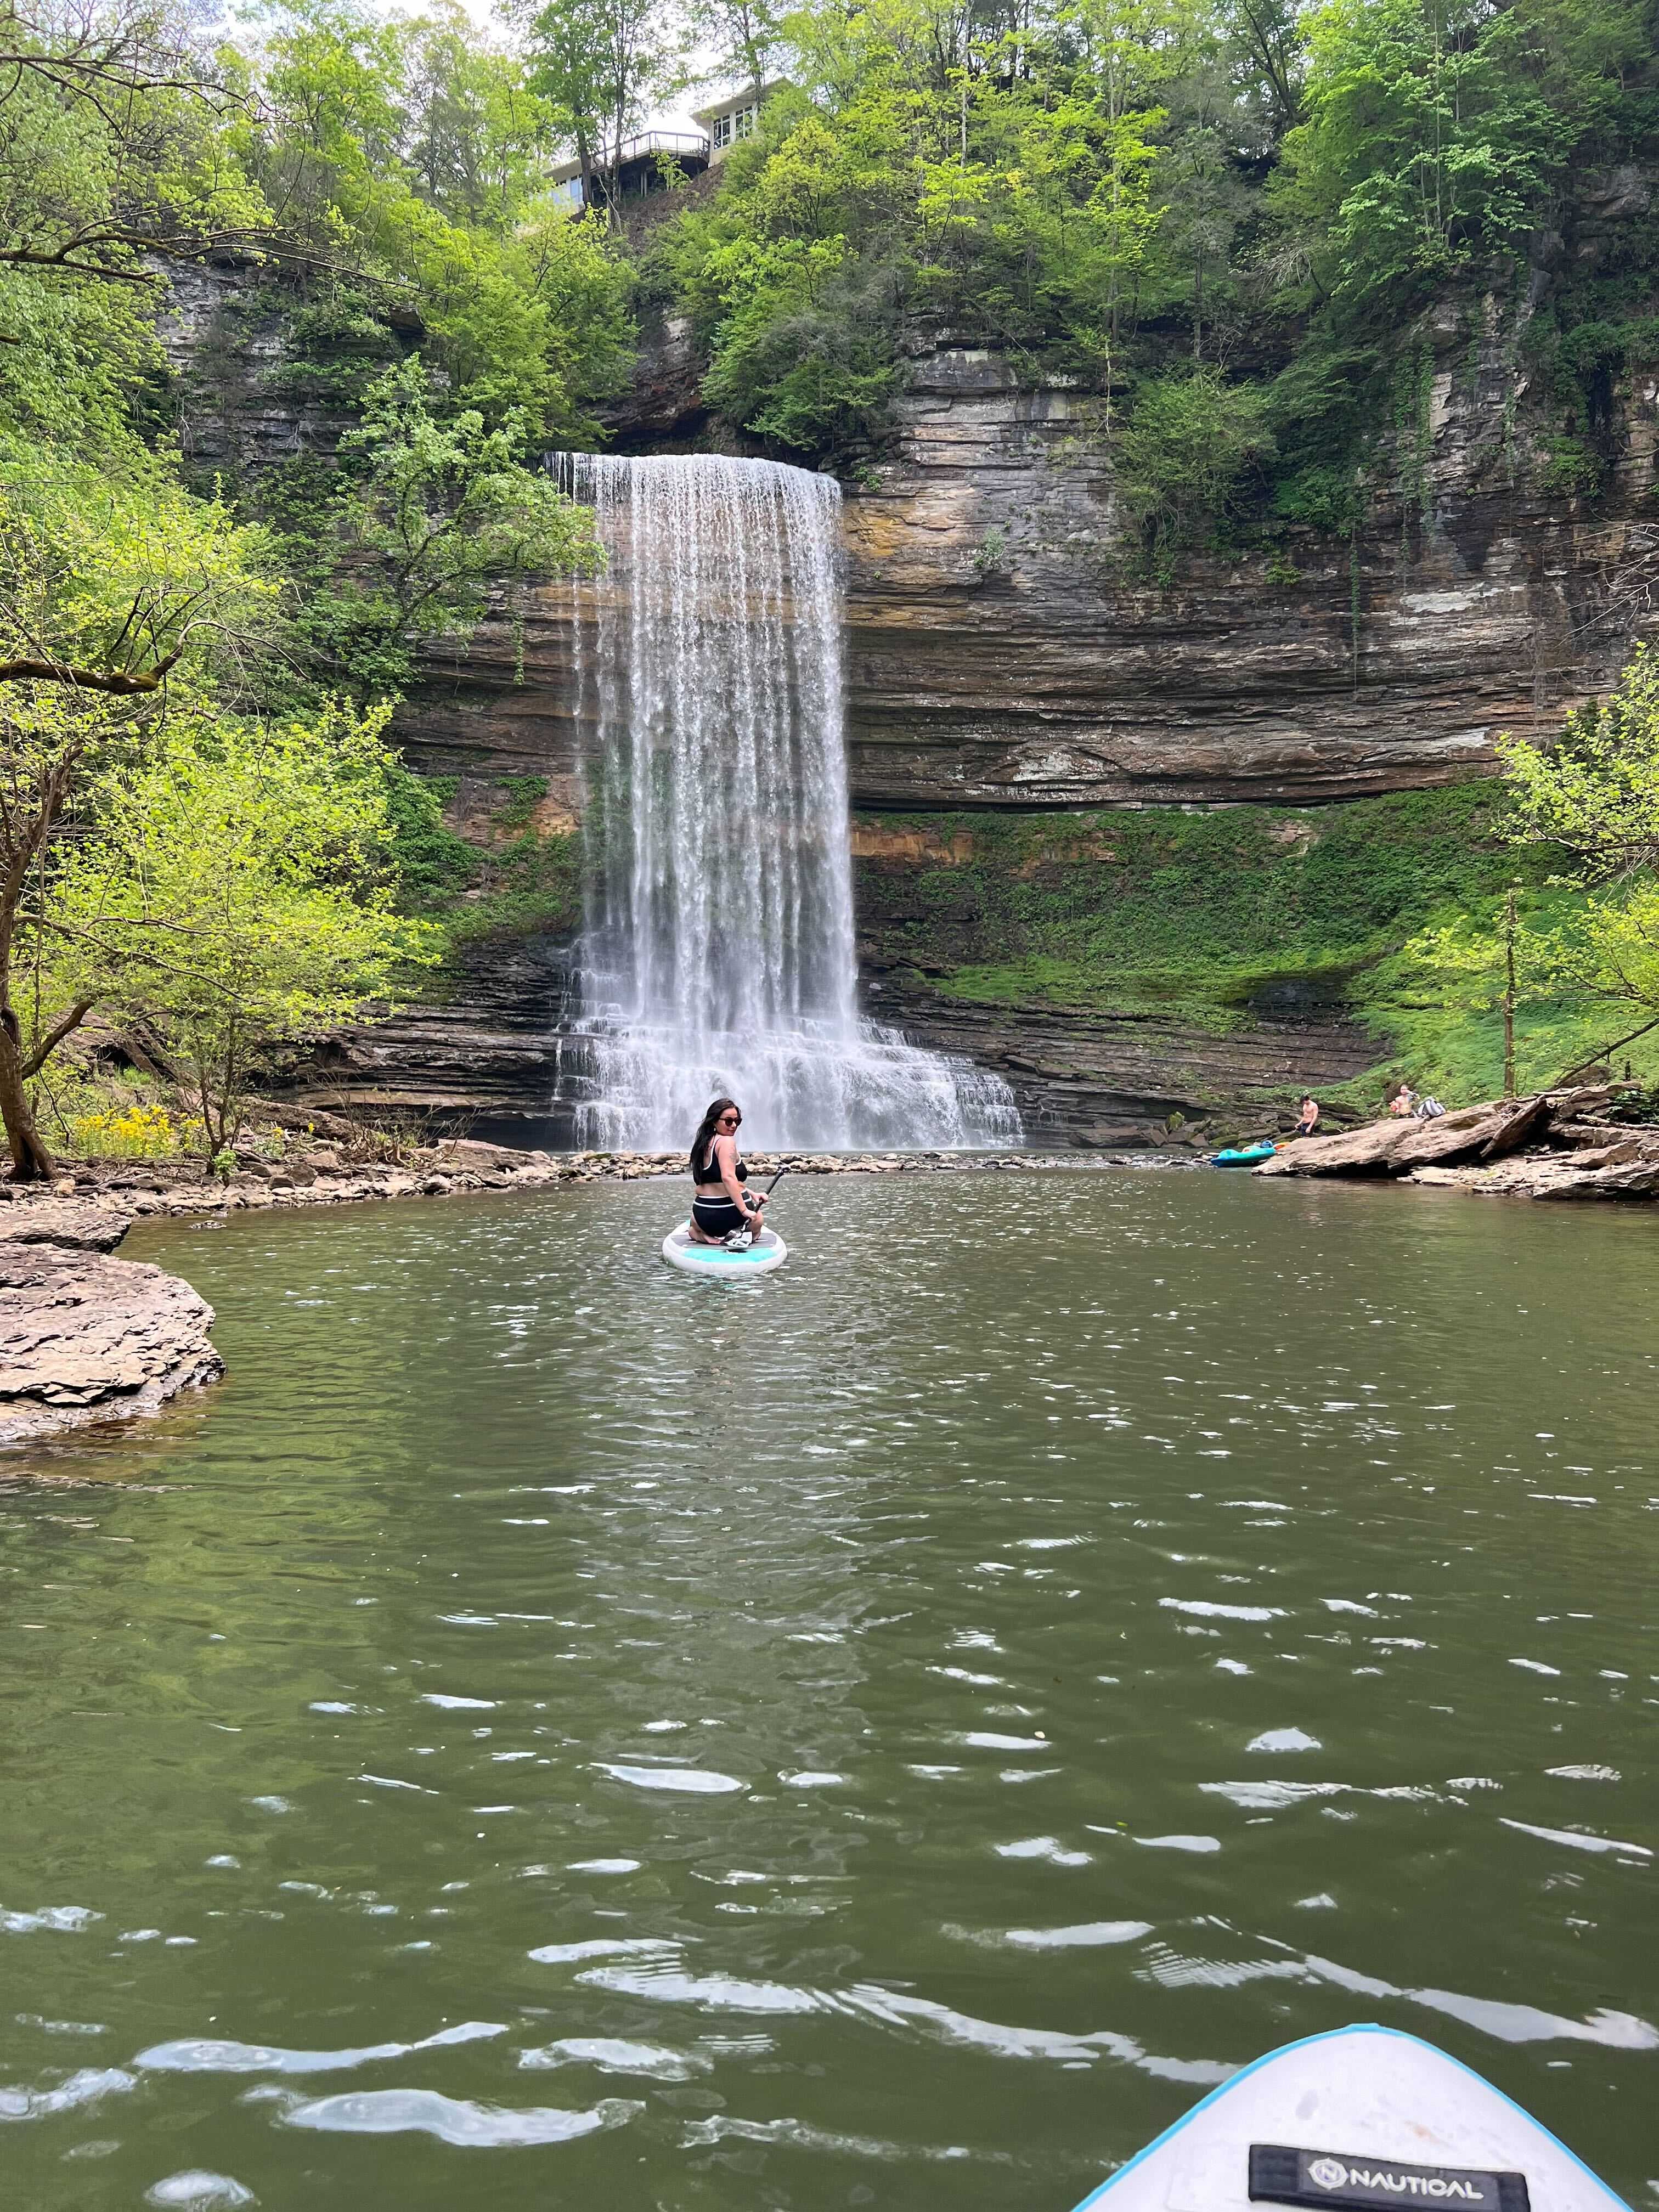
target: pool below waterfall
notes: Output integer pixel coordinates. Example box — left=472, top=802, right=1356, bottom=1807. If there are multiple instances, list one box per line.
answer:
left=1, top=1170, right=1655, bottom=2211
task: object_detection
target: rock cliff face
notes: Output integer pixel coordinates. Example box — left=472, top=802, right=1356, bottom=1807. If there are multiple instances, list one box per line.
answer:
left=841, top=334, right=1656, bottom=811
left=864, top=975, right=1374, bottom=1148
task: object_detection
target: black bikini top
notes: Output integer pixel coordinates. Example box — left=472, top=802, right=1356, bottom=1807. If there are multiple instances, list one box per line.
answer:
left=693, top=1138, right=747, bottom=1187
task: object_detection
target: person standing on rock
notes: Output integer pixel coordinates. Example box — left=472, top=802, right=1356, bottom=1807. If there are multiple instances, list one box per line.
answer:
left=1294, top=1096, right=1321, bottom=1138
left=689, top=1098, right=768, bottom=1244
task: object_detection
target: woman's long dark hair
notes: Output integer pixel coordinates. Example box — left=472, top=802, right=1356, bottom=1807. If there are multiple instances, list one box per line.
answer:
left=691, top=1097, right=739, bottom=1176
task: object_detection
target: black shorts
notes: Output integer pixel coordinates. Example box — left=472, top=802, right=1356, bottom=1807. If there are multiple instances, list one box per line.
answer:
left=692, top=1194, right=750, bottom=1237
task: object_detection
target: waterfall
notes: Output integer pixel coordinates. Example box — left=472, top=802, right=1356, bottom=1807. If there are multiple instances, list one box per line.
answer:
left=552, top=453, right=1019, bottom=1153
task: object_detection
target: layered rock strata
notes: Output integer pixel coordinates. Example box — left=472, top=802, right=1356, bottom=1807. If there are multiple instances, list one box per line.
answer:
left=867, top=977, right=1373, bottom=1148
left=840, top=344, right=1657, bottom=811
left=394, top=330, right=1658, bottom=812
left=282, top=933, right=577, bottom=1119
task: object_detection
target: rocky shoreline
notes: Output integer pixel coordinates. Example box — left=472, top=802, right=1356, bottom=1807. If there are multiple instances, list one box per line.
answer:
left=1252, top=1085, right=1659, bottom=1201
left=18, top=1137, right=1186, bottom=1226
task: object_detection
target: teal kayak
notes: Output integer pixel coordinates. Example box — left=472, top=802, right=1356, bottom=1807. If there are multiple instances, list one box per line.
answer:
left=1069, top=2022, right=1627, bottom=2212
left=1212, top=1141, right=1277, bottom=1166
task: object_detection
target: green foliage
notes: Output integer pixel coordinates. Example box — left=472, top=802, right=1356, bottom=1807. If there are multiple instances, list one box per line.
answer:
left=659, top=29, right=1165, bottom=457
left=381, top=766, right=476, bottom=911
left=0, top=441, right=281, bottom=693
left=645, top=0, right=1657, bottom=560
left=849, top=784, right=1651, bottom=1103
left=58, top=702, right=437, bottom=1153
left=1365, top=882, right=1659, bottom=1098
left=1378, top=646, right=1659, bottom=1093
left=239, top=0, right=637, bottom=436
left=855, top=785, right=1528, bottom=1011
left=1536, top=436, right=1607, bottom=496
left=1497, top=645, right=1659, bottom=879
left=267, top=356, right=604, bottom=693
left=1113, top=370, right=1274, bottom=573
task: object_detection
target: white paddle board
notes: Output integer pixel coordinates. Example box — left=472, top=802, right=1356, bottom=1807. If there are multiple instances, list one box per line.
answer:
left=662, top=1222, right=788, bottom=1278
left=1070, top=2024, right=1628, bottom=2212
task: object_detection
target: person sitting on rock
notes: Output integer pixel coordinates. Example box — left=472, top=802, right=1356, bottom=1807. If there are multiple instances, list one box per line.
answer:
left=1386, top=1081, right=1417, bottom=1118
left=1294, top=1095, right=1321, bottom=1138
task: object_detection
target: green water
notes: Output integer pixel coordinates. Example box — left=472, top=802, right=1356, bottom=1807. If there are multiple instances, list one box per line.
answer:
left=1, top=1171, right=1655, bottom=2212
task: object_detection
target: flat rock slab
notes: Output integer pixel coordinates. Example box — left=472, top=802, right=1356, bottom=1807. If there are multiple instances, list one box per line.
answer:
left=0, top=1199, right=134, bottom=1251
left=1390, top=1095, right=1549, bottom=1170
left=0, top=1245, right=222, bottom=1444
left=1253, top=1121, right=1410, bottom=1175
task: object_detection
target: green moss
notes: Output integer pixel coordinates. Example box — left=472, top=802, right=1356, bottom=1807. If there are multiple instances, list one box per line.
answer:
left=382, top=766, right=582, bottom=995
left=854, top=784, right=1616, bottom=1103
left=445, top=828, right=582, bottom=945
left=383, top=766, right=476, bottom=913
left=859, top=785, right=1531, bottom=992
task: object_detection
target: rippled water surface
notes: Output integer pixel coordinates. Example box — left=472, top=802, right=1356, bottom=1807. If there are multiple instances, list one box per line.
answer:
left=1, top=1171, right=1655, bottom=2211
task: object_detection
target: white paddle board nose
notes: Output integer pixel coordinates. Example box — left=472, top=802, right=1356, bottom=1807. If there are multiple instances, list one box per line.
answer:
left=1069, top=2025, right=1629, bottom=2212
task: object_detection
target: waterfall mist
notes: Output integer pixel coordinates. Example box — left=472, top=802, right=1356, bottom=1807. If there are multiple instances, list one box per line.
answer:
left=553, top=453, right=1018, bottom=1153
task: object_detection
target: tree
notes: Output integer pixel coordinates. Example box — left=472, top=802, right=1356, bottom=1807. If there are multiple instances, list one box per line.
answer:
left=690, top=0, right=784, bottom=99
left=1113, top=369, right=1274, bottom=577
left=0, top=0, right=270, bottom=286
left=0, top=0, right=274, bottom=442
left=1395, top=648, right=1659, bottom=1099
left=0, top=450, right=278, bottom=1175
left=286, top=356, right=605, bottom=691
left=1489, top=646, right=1659, bottom=1074
left=1404, top=887, right=1548, bottom=1097
left=1497, top=646, right=1659, bottom=881
left=54, top=703, right=435, bottom=1159
left=400, top=4, right=555, bottom=229
left=518, top=0, right=675, bottom=215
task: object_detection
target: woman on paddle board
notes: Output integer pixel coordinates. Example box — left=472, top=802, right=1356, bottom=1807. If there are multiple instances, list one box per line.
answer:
left=689, top=1097, right=768, bottom=1244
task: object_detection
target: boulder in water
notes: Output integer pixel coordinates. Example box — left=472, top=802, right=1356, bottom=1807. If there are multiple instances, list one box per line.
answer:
left=0, top=1245, right=222, bottom=1442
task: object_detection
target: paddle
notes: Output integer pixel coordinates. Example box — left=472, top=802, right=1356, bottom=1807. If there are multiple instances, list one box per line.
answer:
left=724, top=1165, right=787, bottom=1251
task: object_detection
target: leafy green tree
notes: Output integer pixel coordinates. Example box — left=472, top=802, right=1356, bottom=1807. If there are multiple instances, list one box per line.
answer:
left=401, top=3, right=556, bottom=228
left=279, top=357, right=604, bottom=692
left=690, top=0, right=784, bottom=99
left=55, top=702, right=435, bottom=1158
left=518, top=0, right=674, bottom=213
left=1272, top=0, right=1643, bottom=312
left=0, top=448, right=279, bottom=1175
left=243, top=1, right=634, bottom=432
left=1113, top=369, right=1273, bottom=575
left=1497, top=647, right=1659, bottom=881
left=1399, top=650, right=1659, bottom=1093
left=0, top=0, right=269, bottom=284
left=0, top=0, right=273, bottom=443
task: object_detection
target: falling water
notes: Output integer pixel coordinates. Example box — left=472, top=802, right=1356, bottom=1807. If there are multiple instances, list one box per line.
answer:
left=551, top=454, right=1019, bottom=1153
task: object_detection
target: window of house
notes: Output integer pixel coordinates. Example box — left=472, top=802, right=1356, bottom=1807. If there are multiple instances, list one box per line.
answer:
left=713, top=114, right=732, bottom=149
left=733, top=104, right=755, bottom=138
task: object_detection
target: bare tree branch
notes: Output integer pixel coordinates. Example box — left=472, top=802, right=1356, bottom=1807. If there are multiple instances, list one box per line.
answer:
left=0, top=647, right=182, bottom=691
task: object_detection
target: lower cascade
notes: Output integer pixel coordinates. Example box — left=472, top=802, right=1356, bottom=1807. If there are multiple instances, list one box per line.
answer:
left=552, top=452, right=1019, bottom=1152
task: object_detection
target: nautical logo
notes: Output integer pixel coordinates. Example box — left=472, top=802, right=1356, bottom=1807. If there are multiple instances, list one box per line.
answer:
left=1249, top=2143, right=1527, bottom=2212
